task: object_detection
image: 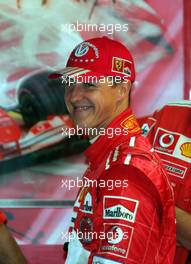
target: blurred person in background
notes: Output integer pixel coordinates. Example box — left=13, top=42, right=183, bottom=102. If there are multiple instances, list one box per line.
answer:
left=139, top=101, right=191, bottom=264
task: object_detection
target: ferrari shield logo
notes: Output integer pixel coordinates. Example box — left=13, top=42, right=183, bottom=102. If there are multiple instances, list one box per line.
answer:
left=115, top=59, right=123, bottom=71
left=112, top=57, right=132, bottom=76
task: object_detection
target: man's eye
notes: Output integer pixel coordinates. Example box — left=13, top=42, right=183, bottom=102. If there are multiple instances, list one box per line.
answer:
left=83, top=83, right=97, bottom=88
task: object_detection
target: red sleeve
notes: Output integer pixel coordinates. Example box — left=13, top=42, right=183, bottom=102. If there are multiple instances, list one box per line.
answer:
left=91, top=164, right=163, bottom=264
left=0, top=211, right=7, bottom=225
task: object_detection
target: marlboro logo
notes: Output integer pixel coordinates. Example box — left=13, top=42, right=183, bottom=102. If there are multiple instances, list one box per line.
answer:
left=105, top=205, right=134, bottom=221
left=103, top=196, right=139, bottom=223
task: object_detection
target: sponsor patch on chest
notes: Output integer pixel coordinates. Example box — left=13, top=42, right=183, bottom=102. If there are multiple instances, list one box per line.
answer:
left=79, top=191, right=93, bottom=214
left=103, top=196, right=139, bottom=223
left=162, top=159, right=187, bottom=179
left=98, top=223, right=134, bottom=259
left=153, top=128, right=191, bottom=163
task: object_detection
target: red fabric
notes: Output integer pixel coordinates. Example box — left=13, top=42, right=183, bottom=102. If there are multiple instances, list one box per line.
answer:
left=139, top=101, right=191, bottom=264
left=65, top=109, right=176, bottom=264
left=0, top=211, right=7, bottom=225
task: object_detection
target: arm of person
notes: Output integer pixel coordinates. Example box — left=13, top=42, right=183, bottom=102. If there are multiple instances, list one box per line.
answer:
left=91, top=164, right=175, bottom=264
left=176, top=206, right=191, bottom=250
left=0, top=214, right=27, bottom=264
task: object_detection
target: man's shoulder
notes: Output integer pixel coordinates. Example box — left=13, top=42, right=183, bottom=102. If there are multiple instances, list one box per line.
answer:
left=110, top=136, right=169, bottom=179
left=153, top=100, right=191, bottom=114
left=165, top=100, right=191, bottom=108
left=100, top=143, right=171, bottom=207
left=106, top=135, right=160, bottom=172
left=120, top=134, right=153, bottom=156
left=154, top=100, right=191, bottom=120
left=139, top=100, right=191, bottom=138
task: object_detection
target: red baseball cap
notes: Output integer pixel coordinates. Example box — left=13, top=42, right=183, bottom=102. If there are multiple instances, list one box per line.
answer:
left=49, top=36, right=135, bottom=83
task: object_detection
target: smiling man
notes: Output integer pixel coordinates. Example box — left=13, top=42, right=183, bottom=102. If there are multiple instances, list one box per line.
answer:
left=63, top=75, right=130, bottom=138
left=50, top=36, right=176, bottom=264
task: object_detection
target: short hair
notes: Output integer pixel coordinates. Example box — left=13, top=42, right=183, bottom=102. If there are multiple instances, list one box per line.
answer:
left=108, top=76, right=132, bottom=106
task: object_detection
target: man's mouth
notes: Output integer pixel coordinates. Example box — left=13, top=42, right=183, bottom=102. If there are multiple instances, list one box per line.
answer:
left=73, top=105, right=93, bottom=112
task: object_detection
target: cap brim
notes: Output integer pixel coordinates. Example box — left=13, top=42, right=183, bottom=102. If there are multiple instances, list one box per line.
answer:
left=48, top=67, right=104, bottom=83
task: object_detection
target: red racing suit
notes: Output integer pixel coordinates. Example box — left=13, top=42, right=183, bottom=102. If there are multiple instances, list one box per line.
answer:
left=65, top=108, right=176, bottom=264
left=139, top=101, right=191, bottom=264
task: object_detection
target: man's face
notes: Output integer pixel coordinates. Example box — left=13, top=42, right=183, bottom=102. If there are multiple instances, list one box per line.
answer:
left=64, top=78, right=122, bottom=131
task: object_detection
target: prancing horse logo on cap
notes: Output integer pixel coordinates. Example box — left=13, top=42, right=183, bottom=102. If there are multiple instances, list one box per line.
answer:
left=115, top=59, right=123, bottom=71
left=75, top=44, right=89, bottom=57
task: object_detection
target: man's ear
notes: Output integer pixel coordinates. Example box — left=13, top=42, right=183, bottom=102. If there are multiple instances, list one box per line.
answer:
left=117, top=80, right=131, bottom=101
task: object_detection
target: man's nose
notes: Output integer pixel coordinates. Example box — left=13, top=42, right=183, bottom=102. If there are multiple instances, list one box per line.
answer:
left=70, top=84, right=84, bottom=103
